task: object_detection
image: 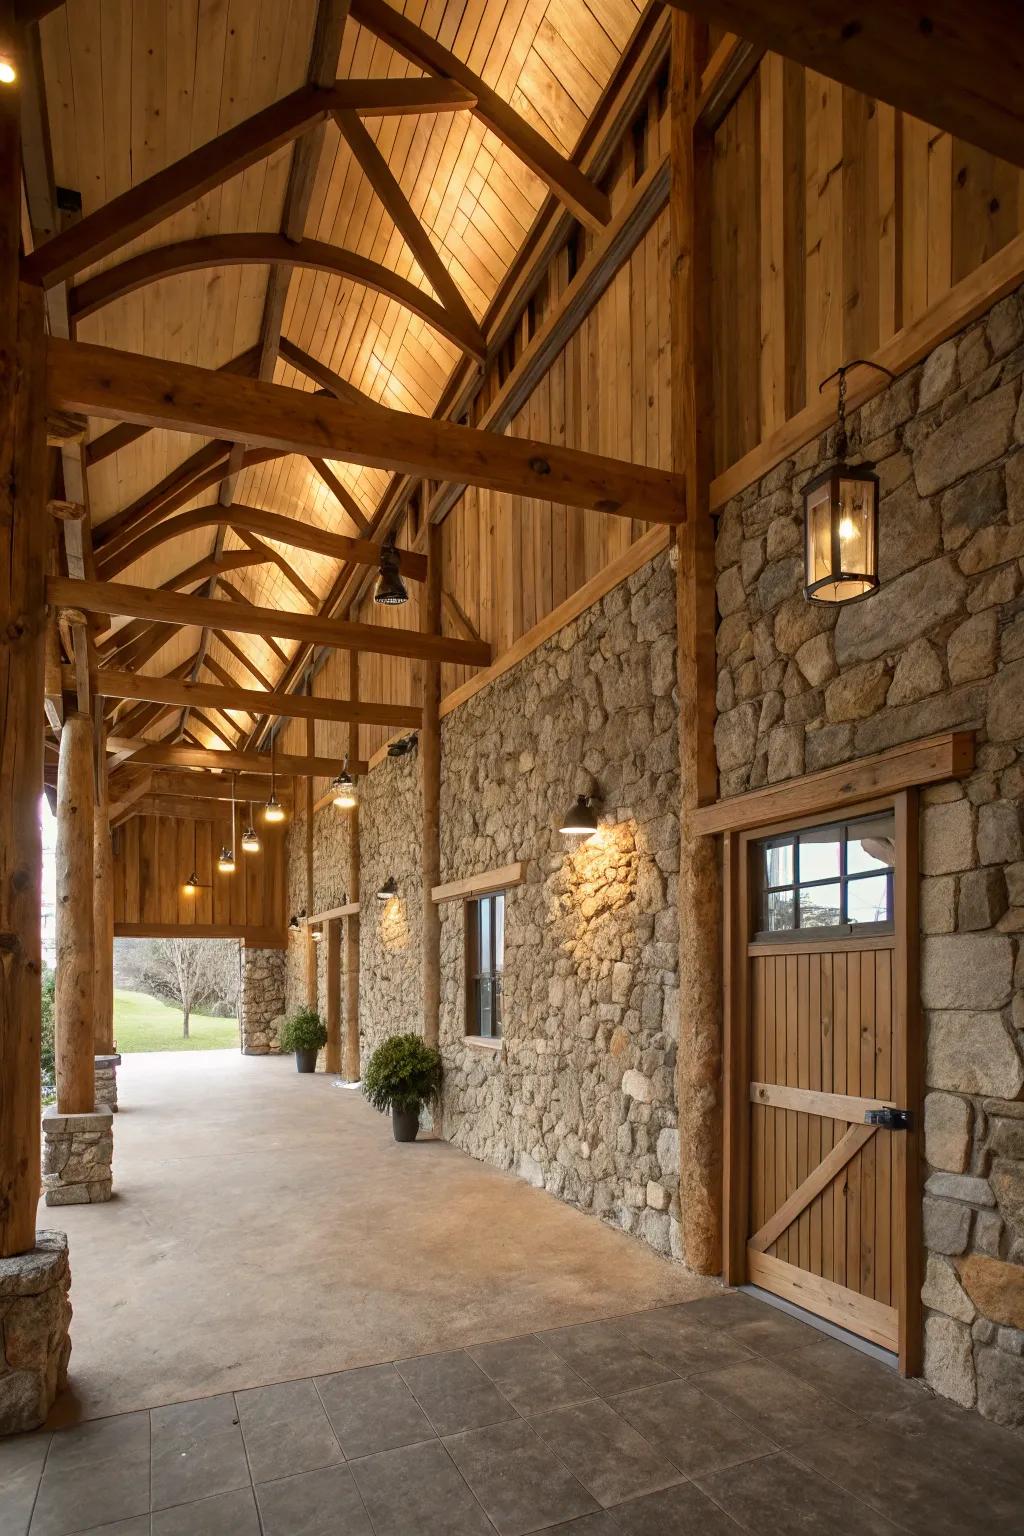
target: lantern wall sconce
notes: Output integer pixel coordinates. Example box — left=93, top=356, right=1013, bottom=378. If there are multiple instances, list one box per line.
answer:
left=182, top=870, right=207, bottom=897
left=331, top=757, right=358, bottom=810
left=559, top=794, right=599, bottom=839
left=376, top=876, right=398, bottom=902
left=288, top=909, right=307, bottom=931
left=803, top=359, right=894, bottom=605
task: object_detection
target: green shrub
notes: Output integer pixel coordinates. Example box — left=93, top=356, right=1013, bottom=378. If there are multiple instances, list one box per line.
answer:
left=40, top=967, right=56, bottom=1081
left=363, top=1033, right=442, bottom=1115
left=278, top=1007, right=328, bottom=1054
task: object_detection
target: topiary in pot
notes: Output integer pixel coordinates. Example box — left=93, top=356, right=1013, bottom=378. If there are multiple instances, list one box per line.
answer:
left=278, top=1007, right=328, bottom=1073
left=363, top=1033, right=442, bottom=1142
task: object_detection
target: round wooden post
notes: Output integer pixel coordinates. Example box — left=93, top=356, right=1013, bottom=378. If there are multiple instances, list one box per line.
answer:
left=344, top=645, right=361, bottom=1079
left=93, top=715, right=115, bottom=1055
left=55, top=711, right=96, bottom=1116
left=325, top=917, right=342, bottom=1073
left=421, top=513, right=442, bottom=1048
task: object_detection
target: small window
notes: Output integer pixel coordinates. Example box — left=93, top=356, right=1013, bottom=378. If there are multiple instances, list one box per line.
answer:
left=466, top=892, right=504, bottom=1038
left=755, top=812, right=895, bottom=940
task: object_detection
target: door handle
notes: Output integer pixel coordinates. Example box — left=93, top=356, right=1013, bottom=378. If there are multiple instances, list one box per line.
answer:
left=865, top=1107, right=912, bottom=1131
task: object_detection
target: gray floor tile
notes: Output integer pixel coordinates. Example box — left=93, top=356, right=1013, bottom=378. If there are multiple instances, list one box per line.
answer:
left=615, top=1311, right=755, bottom=1376
left=539, top=1320, right=676, bottom=1397
left=609, top=1379, right=776, bottom=1477
left=256, top=1463, right=373, bottom=1535
left=660, top=1294, right=768, bottom=1330
left=777, top=1338, right=920, bottom=1415
left=445, top=1417, right=598, bottom=1536
left=697, top=1451, right=905, bottom=1535
left=242, top=1409, right=344, bottom=1485
left=151, top=1394, right=238, bottom=1440
left=607, top=1482, right=744, bottom=1534
left=724, top=1309, right=824, bottom=1358
left=468, top=1335, right=594, bottom=1416
left=151, top=1486, right=259, bottom=1536
left=535, top=1519, right=620, bottom=1536
left=0, top=1468, right=39, bottom=1536
left=315, top=1364, right=434, bottom=1460
left=688, top=1357, right=860, bottom=1446
left=150, top=1424, right=250, bottom=1511
left=349, top=1438, right=493, bottom=1536
left=43, top=1414, right=150, bottom=1475
left=396, top=1351, right=516, bottom=1438
left=76, top=1521, right=151, bottom=1535
left=234, top=1378, right=321, bottom=1431
left=29, top=1455, right=150, bottom=1536
left=0, top=1432, right=50, bottom=1486
left=528, top=1399, right=683, bottom=1510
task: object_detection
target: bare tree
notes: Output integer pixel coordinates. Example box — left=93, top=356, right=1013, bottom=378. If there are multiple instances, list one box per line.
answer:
left=146, top=939, right=222, bottom=1039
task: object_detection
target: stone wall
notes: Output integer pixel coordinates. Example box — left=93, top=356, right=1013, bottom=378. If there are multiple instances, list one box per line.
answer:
left=240, top=946, right=286, bottom=1054
left=283, top=779, right=357, bottom=1023
left=713, top=286, right=1024, bottom=1423
left=439, top=551, right=682, bottom=1255
left=358, top=750, right=423, bottom=1072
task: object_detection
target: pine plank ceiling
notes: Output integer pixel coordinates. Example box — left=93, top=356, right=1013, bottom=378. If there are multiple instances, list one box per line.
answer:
left=38, top=0, right=644, bottom=744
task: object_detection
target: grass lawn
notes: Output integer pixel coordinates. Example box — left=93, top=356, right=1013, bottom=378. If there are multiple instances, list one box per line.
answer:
left=114, top=988, right=239, bottom=1053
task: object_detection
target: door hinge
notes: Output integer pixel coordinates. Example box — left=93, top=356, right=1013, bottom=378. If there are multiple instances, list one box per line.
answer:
left=866, top=1106, right=913, bottom=1131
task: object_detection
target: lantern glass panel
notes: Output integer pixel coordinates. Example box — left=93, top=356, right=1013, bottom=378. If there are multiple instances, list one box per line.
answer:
left=804, top=467, right=878, bottom=604
left=805, top=480, right=834, bottom=590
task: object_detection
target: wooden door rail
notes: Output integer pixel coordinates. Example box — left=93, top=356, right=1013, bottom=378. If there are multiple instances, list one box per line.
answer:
left=750, top=1082, right=897, bottom=1121
left=748, top=1122, right=877, bottom=1255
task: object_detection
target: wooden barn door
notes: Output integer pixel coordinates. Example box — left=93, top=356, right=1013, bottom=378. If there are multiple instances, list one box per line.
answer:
left=726, top=795, right=921, bottom=1368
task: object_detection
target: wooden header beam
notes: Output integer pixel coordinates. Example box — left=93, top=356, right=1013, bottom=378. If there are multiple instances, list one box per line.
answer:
left=105, top=739, right=366, bottom=777
left=670, top=0, right=1024, bottom=172
left=46, top=339, right=685, bottom=525
left=147, top=770, right=293, bottom=802
left=48, top=577, right=491, bottom=668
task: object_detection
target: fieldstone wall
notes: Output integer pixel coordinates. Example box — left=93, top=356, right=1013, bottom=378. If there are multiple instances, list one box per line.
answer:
left=358, top=750, right=423, bottom=1072
left=284, top=788, right=356, bottom=1022
left=240, top=946, right=286, bottom=1054
left=439, top=551, right=682, bottom=1255
left=0, top=1233, right=72, bottom=1434
left=42, top=1106, right=113, bottom=1206
left=713, top=286, right=1024, bottom=1423
left=94, top=1054, right=119, bottom=1111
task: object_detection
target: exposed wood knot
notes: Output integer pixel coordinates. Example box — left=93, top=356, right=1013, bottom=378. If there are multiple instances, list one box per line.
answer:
left=0, top=930, right=22, bottom=955
left=593, top=499, right=622, bottom=514
left=528, top=457, right=551, bottom=475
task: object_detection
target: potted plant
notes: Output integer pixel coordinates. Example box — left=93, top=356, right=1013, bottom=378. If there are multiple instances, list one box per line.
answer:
left=278, top=1007, right=328, bottom=1074
left=363, top=1033, right=442, bottom=1142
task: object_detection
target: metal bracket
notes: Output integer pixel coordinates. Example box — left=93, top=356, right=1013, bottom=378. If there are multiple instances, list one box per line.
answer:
left=866, top=1107, right=913, bottom=1131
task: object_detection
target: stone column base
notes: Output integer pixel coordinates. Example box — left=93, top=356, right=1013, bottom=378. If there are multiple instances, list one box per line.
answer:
left=42, top=1105, right=114, bottom=1206
left=94, top=1053, right=121, bottom=1112
left=0, top=1232, right=72, bottom=1434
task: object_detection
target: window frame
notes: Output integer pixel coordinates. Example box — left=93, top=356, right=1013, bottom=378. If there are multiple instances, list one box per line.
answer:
left=465, top=890, right=505, bottom=1040
left=753, top=811, right=896, bottom=943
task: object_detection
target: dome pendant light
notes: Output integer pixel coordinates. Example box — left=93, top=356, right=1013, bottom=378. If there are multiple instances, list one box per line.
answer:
left=182, top=824, right=208, bottom=896
left=218, top=773, right=237, bottom=873
left=373, top=534, right=408, bottom=607
left=559, top=794, right=599, bottom=839
left=331, top=755, right=358, bottom=810
left=241, top=801, right=261, bottom=854
left=264, top=736, right=286, bottom=823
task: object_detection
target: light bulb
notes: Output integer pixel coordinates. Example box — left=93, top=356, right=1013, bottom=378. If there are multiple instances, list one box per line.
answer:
left=838, top=516, right=856, bottom=542
left=264, top=794, right=285, bottom=824
left=217, top=847, right=236, bottom=874
left=241, top=826, right=261, bottom=853
left=0, top=60, right=17, bottom=86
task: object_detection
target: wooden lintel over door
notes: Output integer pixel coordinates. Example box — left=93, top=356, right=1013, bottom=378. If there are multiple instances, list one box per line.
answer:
left=723, top=792, right=923, bottom=1374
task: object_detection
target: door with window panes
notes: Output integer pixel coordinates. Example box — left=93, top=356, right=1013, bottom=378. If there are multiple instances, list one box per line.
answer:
left=738, top=805, right=908, bottom=1353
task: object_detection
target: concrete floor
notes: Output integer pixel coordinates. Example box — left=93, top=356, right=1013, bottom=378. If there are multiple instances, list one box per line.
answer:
left=42, top=1052, right=715, bottom=1425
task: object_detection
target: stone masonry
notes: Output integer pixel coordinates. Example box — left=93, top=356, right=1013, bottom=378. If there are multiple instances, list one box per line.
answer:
left=713, top=284, right=1024, bottom=1424
left=0, top=1232, right=72, bottom=1435
left=439, top=551, right=681, bottom=1256
left=357, top=750, right=423, bottom=1073
left=240, top=945, right=286, bottom=1054
left=42, top=1105, right=113, bottom=1206
left=94, top=1053, right=119, bottom=1111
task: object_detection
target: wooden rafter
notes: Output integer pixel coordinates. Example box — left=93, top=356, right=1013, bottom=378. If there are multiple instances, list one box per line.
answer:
left=48, top=340, right=685, bottom=525
left=212, top=631, right=275, bottom=691
left=84, top=346, right=260, bottom=467
left=307, top=459, right=370, bottom=535
left=105, top=740, right=367, bottom=778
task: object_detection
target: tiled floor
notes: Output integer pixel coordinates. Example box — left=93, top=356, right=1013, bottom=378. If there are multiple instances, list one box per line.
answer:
left=3, top=1292, right=1022, bottom=1536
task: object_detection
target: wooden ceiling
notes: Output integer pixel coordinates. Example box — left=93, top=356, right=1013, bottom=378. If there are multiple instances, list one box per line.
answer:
left=33, top=0, right=645, bottom=749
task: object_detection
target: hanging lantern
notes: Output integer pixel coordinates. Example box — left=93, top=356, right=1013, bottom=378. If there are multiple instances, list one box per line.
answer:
left=264, top=737, right=286, bottom=822
left=559, top=795, right=598, bottom=839
left=217, top=846, right=236, bottom=874
left=803, top=360, right=893, bottom=605
left=331, top=756, right=358, bottom=810
left=241, top=825, right=261, bottom=854
left=373, top=534, right=408, bottom=606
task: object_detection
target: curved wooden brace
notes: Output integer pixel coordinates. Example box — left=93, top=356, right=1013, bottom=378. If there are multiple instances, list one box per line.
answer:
left=69, top=235, right=485, bottom=359
left=98, top=503, right=429, bottom=584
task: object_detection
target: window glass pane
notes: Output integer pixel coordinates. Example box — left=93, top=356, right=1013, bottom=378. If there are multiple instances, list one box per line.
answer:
left=798, top=827, right=841, bottom=882
left=478, top=977, right=493, bottom=1037
left=765, top=889, right=795, bottom=932
left=799, top=883, right=842, bottom=928
left=494, top=893, right=504, bottom=972
left=847, top=873, right=891, bottom=925
left=763, top=840, right=794, bottom=888
left=493, top=977, right=503, bottom=1038
left=847, top=814, right=896, bottom=874
left=478, top=898, right=491, bottom=971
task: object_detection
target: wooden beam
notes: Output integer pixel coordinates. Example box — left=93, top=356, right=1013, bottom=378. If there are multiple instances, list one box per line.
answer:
left=421, top=519, right=441, bottom=1049
left=148, top=770, right=292, bottom=804
left=695, top=31, right=763, bottom=127
left=668, top=0, right=1024, bottom=171
left=212, top=630, right=275, bottom=691
left=348, top=0, right=610, bottom=231
left=114, top=921, right=286, bottom=944
left=278, top=336, right=383, bottom=408
left=93, top=712, right=115, bottom=1057
left=431, top=863, right=527, bottom=904
left=98, top=503, right=426, bottom=582
left=344, top=646, right=360, bottom=1080
left=49, top=577, right=488, bottom=668
left=22, top=78, right=477, bottom=288
left=105, top=740, right=366, bottom=778
left=55, top=711, right=96, bottom=1115
left=84, top=345, right=260, bottom=467
left=308, top=459, right=370, bottom=535
left=78, top=667, right=422, bottom=729
left=69, top=234, right=486, bottom=360
left=47, top=339, right=685, bottom=525
left=122, top=795, right=231, bottom=824
left=232, top=528, right=318, bottom=609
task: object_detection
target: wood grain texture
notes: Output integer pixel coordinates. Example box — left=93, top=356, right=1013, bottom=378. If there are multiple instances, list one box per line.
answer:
left=55, top=713, right=96, bottom=1115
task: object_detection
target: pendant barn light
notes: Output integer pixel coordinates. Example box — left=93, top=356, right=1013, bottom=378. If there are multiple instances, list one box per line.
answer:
left=217, top=774, right=237, bottom=873
left=182, top=824, right=208, bottom=895
left=241, top=802, right=261, bottom=854
left=559, top=795, right=599, bottom=838
left=376, top=876, right=398, bottom=902
left=373, top=534, right=408, bottom=607
left=803, top=360, right=894, bottom=606
left=264, top=736, right=286, bottom=823
left=331, top=756, right=358, bottom=810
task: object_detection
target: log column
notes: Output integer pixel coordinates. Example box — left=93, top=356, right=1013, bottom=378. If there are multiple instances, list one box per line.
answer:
left=304, top=712, right=317, bottom=1012
left=93, top=713, right=115, bottom=1055
left=344, top=645, right=360, bottom=1079
left=421, top=514, right=441, bottom=1048
left=671, top=11, right=723, bottom=1275
left=54, top=710, right=96, bottom=1115
left=325, top=917, right=341, bottom=1073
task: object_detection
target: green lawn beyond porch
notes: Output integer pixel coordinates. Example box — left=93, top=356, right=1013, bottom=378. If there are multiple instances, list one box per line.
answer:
left=113, top=989, right=239, bottom=1052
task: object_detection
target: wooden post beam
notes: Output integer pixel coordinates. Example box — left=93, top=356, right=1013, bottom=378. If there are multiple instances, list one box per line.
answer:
left=93, top=712, right=115, bottom=1055
left=55, top=711, right=96, bottom=1115
left=421, top=516, right=441, bottom=1050
left=105, top=739, right=366, bottom=778
left=344, top=644, right=360, bottom=1080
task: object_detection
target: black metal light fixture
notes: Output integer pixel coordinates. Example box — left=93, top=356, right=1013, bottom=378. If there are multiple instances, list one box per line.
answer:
left=288, top=909, right=306, bottom=931
left=241, top=802, right=261, bottom=854
left=217, top=773, right=237, bottom=873
left=331, top=756, right=358, bottom=810
left=182, top=871, right=204, bottom=897
left=264, top=736, right=286, bottom=823
left=559, top=795, right=599, bottom=839
left=376, top=876, right=398, bottom=902
left=803, top=360, right=893, bottom=605
left=387, top=733, right=417, bottom=757
left=373, top=534, right=408, bottom=606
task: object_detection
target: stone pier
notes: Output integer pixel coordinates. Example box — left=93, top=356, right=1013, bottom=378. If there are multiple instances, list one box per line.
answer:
left=94, top=1053, right=120, bottom=1112
left=240, top=946, right=286, bottom=1054
left=42, top=1105, right=114, bottom=1206
left=0, top=1233, right=72, bottom=1434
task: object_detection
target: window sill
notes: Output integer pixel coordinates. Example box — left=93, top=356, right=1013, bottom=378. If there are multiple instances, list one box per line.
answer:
left=465, top=1036, right=502, bottom=1054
